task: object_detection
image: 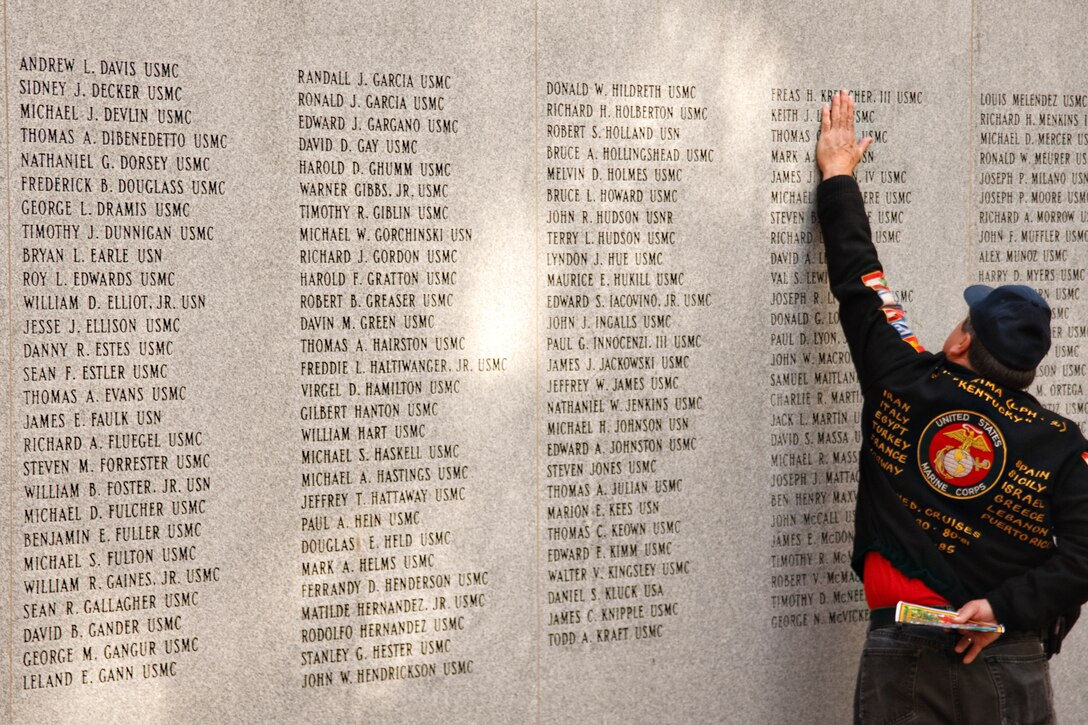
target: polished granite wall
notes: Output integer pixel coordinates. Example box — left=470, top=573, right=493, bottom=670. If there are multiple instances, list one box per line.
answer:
left=5, top=2, right=1088, bottom=722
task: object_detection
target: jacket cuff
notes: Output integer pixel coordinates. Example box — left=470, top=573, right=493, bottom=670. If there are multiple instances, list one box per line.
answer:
left=817, top=174, right=859, bottom=200
left=985, top=590, right=1021, bottom=631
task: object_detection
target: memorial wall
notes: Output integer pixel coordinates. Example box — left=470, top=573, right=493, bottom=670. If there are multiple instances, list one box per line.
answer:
left=4, top=1, right=1088, bottom=722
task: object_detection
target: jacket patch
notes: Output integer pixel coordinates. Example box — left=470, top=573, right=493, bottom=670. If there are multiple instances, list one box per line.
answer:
left=860, top=270, right=925, bottom=352
left=918, top=411, right=1006, bottom=499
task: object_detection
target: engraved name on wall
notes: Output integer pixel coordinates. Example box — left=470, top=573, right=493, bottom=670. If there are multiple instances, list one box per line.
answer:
left=16, top=53, right=225, bottom=691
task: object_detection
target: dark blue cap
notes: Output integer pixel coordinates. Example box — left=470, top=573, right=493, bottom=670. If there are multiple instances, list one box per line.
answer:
left=964, top=284, right=1052, bottom=371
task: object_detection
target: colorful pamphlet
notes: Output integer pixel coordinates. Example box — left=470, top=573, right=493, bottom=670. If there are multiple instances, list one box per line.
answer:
left=894, top=601, right=1005, bottom=633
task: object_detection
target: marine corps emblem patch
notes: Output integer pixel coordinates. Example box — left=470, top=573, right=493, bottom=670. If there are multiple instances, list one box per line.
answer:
left=918, top=411, right=1005, bottom=499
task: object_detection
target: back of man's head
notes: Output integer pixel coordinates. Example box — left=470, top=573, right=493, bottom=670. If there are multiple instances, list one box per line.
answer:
left=962, top=284, right=1051, bottom=390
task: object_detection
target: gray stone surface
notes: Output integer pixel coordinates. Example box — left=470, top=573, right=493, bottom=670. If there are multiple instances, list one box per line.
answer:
left=972, top=2, right=1088, bottom=718
left=4, top=1, right=1088, bottom=723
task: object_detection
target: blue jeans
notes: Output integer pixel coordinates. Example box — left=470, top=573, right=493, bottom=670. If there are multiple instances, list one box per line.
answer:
left=854, top=625, right=1054, bottom=725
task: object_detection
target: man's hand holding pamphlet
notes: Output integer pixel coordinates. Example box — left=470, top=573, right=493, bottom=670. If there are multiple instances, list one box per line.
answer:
left=895, top=602, right=1005, bottom=633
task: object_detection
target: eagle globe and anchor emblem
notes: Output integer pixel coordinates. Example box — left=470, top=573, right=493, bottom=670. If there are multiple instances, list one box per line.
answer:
left=919, top=412, right=1005, bottom=498
left=936, top=428, right=990, bottom=478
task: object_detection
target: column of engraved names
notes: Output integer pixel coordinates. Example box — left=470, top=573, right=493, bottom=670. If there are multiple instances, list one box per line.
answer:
left=15, top=54, right=224, bottom=690
left=766, top=87, right=922, bottom=628
left=975, top=90, right=1088, bottom=426
left=296, top=67, right=484, bottom=690
left=542, top=80, right=711, bottom=648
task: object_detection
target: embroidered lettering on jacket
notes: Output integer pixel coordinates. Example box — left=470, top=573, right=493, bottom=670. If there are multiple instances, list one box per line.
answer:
left=861, top=270, right=924, bottom=352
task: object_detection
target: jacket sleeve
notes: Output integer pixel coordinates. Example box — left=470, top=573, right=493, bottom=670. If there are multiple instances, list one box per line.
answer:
left=985, top=450, right=1088, bottom=630
left=816, top=175, right=931, bottom=389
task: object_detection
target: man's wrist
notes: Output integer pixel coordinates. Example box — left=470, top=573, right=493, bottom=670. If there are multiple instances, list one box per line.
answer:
left=821, top=168, right=854, bottom=181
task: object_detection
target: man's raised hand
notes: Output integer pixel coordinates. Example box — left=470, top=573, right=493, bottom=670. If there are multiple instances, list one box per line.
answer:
left=816, top=89, right=873, bottom=180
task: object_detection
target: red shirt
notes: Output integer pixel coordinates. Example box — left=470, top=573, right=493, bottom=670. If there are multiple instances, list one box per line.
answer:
left=863, top=551, right=950, bottom=609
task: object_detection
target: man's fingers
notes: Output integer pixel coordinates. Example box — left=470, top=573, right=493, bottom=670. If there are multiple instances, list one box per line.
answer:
left=954, top=600, right=986, bottom=624
left=954, top=629, right=1001, bottom=664
left=955, top=634, right=980, bottom=663
left=858, top=137, right=873, bottom=156
left=815, top=88, right=869, bottom=178
left=953, top=607, right=971, bottom=624
left=839, top=90, right=853, bottom=131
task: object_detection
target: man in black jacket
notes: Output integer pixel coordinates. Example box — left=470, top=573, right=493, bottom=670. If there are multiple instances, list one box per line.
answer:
left=816, top=89, right=1088, bottom=724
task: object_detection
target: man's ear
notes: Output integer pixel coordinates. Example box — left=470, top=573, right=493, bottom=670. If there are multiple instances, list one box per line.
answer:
left=948, top=329, right=972, bottom=362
